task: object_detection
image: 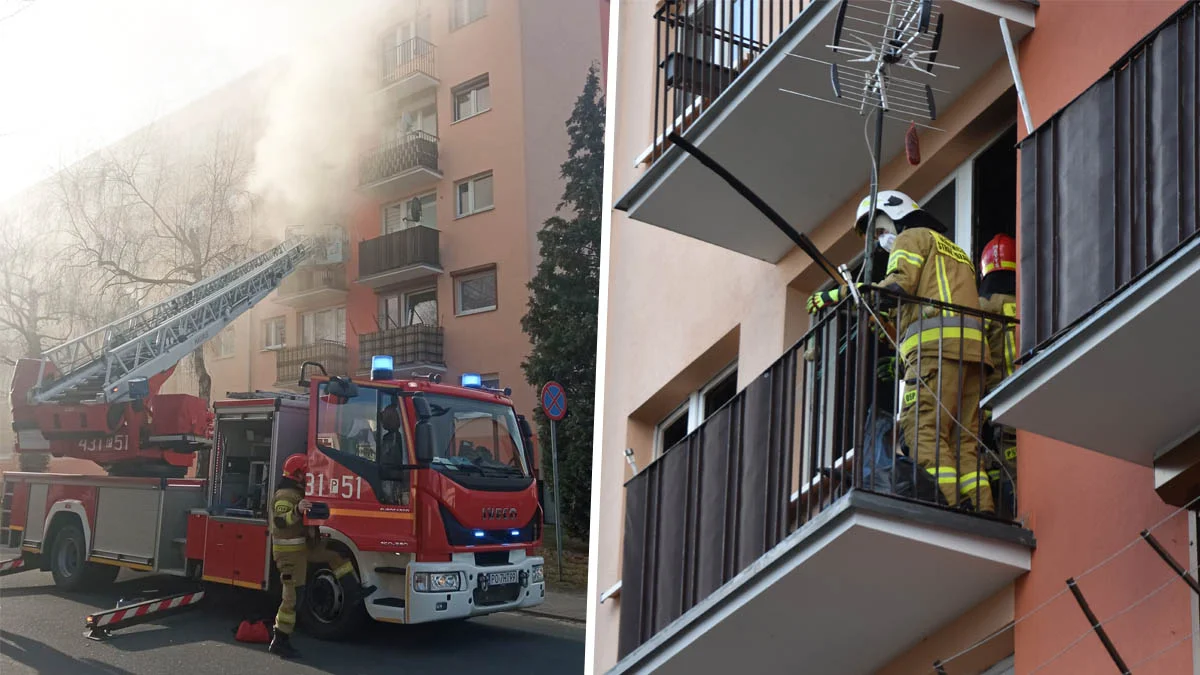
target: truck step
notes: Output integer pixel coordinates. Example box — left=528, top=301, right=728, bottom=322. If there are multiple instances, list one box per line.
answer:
left=372, top=598, right=405, bottom=608
left=374, top=566, right=406, bottom=575
left=172, top=538, right=187, bottom=546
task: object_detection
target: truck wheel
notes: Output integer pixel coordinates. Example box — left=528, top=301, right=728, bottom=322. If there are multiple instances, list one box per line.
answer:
left=49, top=522, right=118, bottom=591
left=298, top=564, right=367, bottom=641
left=49, top=522, right=91, bottom=591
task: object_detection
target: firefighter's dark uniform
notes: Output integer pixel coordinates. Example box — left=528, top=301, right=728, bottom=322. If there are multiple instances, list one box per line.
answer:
left=877, top=227, right=995, bottom=512
left=980, top=291, right=1018, bottom=498
left=269, top=479, right=356, bottom=638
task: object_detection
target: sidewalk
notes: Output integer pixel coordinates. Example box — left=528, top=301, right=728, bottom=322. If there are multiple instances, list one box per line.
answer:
left=516, top=587, right=587, bottom=624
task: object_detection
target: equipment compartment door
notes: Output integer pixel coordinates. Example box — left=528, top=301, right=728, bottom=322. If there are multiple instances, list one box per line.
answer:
left=231, top=523, right=269, bottom=589
left=202, top=519, right=237, bottom=584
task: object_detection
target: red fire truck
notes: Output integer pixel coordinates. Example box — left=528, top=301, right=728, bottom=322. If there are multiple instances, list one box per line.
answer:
left=0, top=237, right=547, bottom=637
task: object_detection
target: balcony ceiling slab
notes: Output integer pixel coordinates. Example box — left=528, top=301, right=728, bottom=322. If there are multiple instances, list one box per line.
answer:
left=358, top=263, right=443, bottom=289
left=361, top=167, right=442, bottom=201
left=274, top=288, right=348, bottom=311
left=610, top=492, right=1033, bottom=675
left=985, top=234, right=1200, bottom=467
left=615, top=0, right=1035, bottom=263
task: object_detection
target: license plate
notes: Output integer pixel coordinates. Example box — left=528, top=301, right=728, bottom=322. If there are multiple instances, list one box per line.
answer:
left=487, top=571, right=519, bottom=586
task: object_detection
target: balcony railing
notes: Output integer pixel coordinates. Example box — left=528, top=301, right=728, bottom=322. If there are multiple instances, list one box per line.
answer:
left=358, top=226, right=440, bottom=279
left=645, top=0, right=805, bottom=166
left=275, top=340, right=348, bottom=385
left=618, top=287, right=1020, bottom=658
left=381, top=37, right=436, bottom=87
left=277, top=264, right=348, bottom=297
left=359, top=325, right=445, bottom=372
left=359, top=132, right=439, bottom=188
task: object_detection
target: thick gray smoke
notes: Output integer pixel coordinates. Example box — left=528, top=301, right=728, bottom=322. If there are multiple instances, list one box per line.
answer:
left=250, top=0, right=399, bottom=239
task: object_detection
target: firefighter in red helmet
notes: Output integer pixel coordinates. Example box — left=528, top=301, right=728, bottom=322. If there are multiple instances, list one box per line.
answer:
left=268, top=453, right=375, bottom=658
left=978, top=233, right=1019, bottom=518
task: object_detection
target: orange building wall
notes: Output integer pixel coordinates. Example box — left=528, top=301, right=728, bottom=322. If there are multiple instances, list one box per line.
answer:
left=1013, top=2, right=1194, bottom=673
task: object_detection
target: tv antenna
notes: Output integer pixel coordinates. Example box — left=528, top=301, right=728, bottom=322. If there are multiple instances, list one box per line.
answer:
left=780, top=0, right=956, bottom=282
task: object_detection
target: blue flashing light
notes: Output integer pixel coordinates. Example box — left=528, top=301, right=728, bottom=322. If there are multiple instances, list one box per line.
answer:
left=461, top=373, right=483, bottom=388
left=510, top=530, right=520, bottom=537
left=473, top=530, right=485, bottom=538
left=372, top=355, right=394, bottom=371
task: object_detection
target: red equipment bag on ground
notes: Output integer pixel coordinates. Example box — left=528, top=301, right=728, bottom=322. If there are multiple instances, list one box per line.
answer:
left=234, top=620, right=271, bottom=643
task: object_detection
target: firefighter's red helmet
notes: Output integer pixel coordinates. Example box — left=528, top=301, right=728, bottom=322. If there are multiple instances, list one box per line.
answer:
left=282, top=453, right=308, bottom=481
left=981, top=234, right=1017, bottom=278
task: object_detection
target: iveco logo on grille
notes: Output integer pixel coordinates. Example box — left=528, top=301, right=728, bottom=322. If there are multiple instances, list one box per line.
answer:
left=482, top=507, right=518, bottom=520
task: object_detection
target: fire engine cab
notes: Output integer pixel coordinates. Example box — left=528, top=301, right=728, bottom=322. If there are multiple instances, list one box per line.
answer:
left=0, top=237, right=546, bottom=637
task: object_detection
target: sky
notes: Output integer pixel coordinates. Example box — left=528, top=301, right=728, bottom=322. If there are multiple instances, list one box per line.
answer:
left=0, top=0, right=304, bottom=201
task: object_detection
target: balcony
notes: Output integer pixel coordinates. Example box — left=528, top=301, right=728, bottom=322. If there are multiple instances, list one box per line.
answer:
left=358, top=325, right=445, bottom=375
left=614, top=289, right=1033, bottom=674
left=614, top=0, right=1035, bottom=263
left=275, top=340, right=348, bottom=386
left=982, top=4, right=1200, bottom=506
left=357, top=226, right=442, bottom=288
left=275, top=264, right=348, bottom=310
left=358, top=132, right=441, bottom=199
left=379, top=37, right=438, bottom=101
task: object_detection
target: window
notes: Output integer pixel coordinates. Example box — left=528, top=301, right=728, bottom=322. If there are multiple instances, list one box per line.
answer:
left=380, top=288, right=438, bottom=329
left=301, top=306, right=346, bottom=345
left=314, top=384, right=410, bottom=506
left=455, top=268, right=497, bottom=316
left=455, top=172, right=494, bottom=217
left=422, top=393, right=529, bottom=478
left=383, top=191, right=437, bottom=234
left=263, top=317, right=285, bottom=350
left=450, top=0, right=486, bottom=30
left=480, top=373, right=501, bottom=390
left=212, top=326, right=236, bottom=358
left=654, top=362, right=739, bottom=456
left=388, top=100, right=437, bottom=143
left=452, top=76, right=491, bottom=122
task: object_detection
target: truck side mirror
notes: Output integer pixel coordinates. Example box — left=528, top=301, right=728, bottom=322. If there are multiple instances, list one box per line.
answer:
left=326, top=377, right=358, bottom=399
left=412, top=395, right=431, bottom=421
left=517, top=415, right=536, bottom=472
left=414, top=421, right=434, bottom=464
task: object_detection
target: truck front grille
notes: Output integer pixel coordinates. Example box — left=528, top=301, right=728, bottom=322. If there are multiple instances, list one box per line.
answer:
left=473, top=583, right=522, bottom=607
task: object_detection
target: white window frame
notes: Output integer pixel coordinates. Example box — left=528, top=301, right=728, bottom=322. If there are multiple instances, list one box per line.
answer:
left=918, top=126, right=1013, bottom=258
left=212, top=325, right=236, bottom=359
left=403, top=287, right=438, bottom=326
left=980, top=655, right=1014, bottom=675
left=653, top=361, right=738, bottom=457
left=301, top=306, right=347, bottom=345
left=383, top=190, right=438, bottom=235
left=450, top=0, right=487, bottom=31
left=263, top=317, right=286, bottom=351
left=452, top=75, right=491, bottom=122
left=455, top=172, right=494, bottom=218
left=480, top=372, right=501, bottom=390
left=454, top=268, right=497, bottom=316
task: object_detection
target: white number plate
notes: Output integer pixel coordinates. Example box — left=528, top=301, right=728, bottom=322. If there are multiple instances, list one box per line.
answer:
left=487, top=571, right=519, bottom=586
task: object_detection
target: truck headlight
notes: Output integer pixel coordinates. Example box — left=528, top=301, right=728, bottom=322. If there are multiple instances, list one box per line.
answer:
left=413, top=571, right=461, bottom=593
left=531, top=564, right=544, bottom=584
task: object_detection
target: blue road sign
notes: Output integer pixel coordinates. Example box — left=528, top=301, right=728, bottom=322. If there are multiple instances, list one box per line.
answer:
left=541, top=381, right=567, bottom=421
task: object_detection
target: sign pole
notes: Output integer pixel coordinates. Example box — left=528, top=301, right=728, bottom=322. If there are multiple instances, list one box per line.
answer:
left=540, top=380, right=568, bottom=583
left=550, top=418, right=563, bottom=582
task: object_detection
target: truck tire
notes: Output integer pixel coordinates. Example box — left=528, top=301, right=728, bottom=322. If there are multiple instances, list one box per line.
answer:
left=49, top=522, right=119, bottom=591
left=298, top=563, right=368, bottom=641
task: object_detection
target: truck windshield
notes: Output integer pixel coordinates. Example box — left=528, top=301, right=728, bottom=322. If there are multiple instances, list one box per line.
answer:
left=422, top=394, right=530, bottom=479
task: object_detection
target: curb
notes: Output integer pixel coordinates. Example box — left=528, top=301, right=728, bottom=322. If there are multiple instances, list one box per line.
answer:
left=514, top=609, right=587, bottom=625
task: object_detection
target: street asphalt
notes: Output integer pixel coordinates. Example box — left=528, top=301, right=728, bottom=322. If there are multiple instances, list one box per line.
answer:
left=0, top=568, right=584, bottom=674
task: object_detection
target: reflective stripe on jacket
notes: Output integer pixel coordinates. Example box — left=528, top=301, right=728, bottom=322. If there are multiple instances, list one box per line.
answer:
left=269, top=486, right=308, bottom=542
left=980, top=292, right=1018, bottom=391
left=878, top=227, right=991, bottom=366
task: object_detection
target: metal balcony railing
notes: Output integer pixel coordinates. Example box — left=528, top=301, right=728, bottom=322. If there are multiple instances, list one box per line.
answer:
left=358, top=132, right=439, bottom=187
left=646, top=0, right=805, bottom=166
left=618, top=287, right=1020, bottom=657
left=277, top=264, right=347, bottom=297
left=381, top=37, right=436, bottom=87
left=358, top=226, right=440, bottom=278
left=358, top=325, right=444, bottom=371
left=275, top=340, right=348, bottom=385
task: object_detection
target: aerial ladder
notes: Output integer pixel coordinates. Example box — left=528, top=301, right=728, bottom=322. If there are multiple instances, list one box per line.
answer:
left=9, top=237, right=312, bottom=477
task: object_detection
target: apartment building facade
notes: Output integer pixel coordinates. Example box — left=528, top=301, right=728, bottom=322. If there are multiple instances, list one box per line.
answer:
left=593, top=1, right=1200, bottom=673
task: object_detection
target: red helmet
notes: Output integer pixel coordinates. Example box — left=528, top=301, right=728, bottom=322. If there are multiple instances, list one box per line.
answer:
left=281, top=454, right=308, bottom=481
left=980, top=234, right=1016, bottom=278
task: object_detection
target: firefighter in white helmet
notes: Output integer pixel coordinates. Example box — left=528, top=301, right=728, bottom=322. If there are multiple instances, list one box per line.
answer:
left=808, top=190, right=995, bottom=513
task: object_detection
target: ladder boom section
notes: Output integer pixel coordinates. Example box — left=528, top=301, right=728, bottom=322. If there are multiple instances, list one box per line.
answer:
left=33, top=237, right=311, bottom=405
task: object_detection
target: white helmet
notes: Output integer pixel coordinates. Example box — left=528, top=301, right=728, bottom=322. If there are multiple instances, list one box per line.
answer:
left=855, top=190, right=921, bottom=235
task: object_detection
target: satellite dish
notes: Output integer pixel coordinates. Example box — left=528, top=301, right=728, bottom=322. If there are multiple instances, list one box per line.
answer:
left=406, top=197, right=423, bottom=223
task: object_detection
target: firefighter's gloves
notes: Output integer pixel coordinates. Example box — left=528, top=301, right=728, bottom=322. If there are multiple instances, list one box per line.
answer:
left=807, top=283, right=863, bottom=314
left=877, top=356, right=898, bottom=383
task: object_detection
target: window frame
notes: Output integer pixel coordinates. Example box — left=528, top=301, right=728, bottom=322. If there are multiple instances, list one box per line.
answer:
left=455, top=172, right=494, bottom=218
left=480, top=372, right=501, bottom=390
left=917, top=125, right=1015, bottom=258
left=454, top=267, right=498, bottom=317
left=452, top=75, right=491, bottom=123
left=403, top=287, right=439, bottom=326
left=262, top=316, right=286, bottom=351
left=301, top=306, right=347, bottom=345
left=212, top=325, right=237, bottom=359
left=450, top=0, right=487, bottom=31
left=382, top=190, right=438, bottom=235
left=653, top=361, right=739, bottom=457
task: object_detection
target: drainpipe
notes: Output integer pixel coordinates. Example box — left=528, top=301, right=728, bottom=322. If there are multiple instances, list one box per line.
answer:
left=999, top=18, right=1035, bottom=136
